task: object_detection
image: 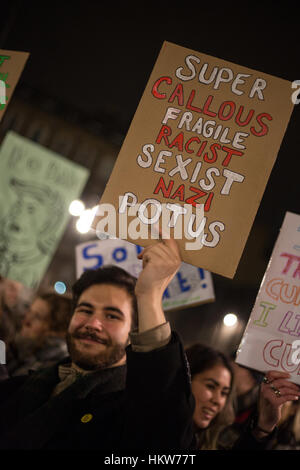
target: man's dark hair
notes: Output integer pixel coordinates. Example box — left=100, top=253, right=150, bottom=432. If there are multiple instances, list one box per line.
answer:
left=72, top=265, right=138, bottom=331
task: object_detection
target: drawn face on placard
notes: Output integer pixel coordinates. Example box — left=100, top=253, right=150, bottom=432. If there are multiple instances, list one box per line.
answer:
left=0, top=131, right=90, bottom=288
left=2, top=178, right=63, bottom=247
left=6, top=194, right=45, bottom=244
left=0, top=177, right=64, bottom=274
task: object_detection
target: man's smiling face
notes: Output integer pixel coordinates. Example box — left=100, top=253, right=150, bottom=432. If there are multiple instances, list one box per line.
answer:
left=66, top=283, right=133, bottom=371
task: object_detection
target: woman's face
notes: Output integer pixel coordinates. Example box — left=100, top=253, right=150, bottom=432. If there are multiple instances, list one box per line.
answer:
left=21, top=298, right=51, bottom=340
left=191, top=364, right=231, bottom=429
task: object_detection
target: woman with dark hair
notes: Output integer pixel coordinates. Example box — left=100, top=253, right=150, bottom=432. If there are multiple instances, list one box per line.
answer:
left=185, top=343, right=235, bottom=449
left=185, top=343, right=300, bottom=450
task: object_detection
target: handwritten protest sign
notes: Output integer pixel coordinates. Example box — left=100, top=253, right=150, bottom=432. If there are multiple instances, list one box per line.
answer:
left=76, top=238, right=215, bottom=311
left=93, top=41, right=295, bottom=278
left=0, top=49, right=30, bottom=121
left=0, top=131, right=90, bottom=288
left=236, top=212, right=300, bottom=385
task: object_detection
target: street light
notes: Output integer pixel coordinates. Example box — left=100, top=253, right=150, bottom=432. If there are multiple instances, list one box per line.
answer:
left=69, top=200, right=85, bottom=217
left=223, top=313, right=238, bottom=327
left=54, top=281, right=67, bottom=295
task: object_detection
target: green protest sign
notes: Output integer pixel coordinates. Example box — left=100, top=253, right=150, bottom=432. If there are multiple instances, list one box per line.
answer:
left=0, top=131, right=90, bottom=288
left=0, top=49, right=29, bottom=119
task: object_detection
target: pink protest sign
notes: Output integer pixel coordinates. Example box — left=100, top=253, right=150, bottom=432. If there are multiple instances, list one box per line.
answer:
left=236, top=212, right=300, bottom=384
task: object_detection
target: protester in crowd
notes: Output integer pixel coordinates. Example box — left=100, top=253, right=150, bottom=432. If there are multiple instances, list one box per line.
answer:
left=0, top=277, right=30, bottom=325
left=0, top=237, right=195, bottom=450
left=218, top=360, right=262, bottom=448
left=0, top=365, right=8, bottom=382
left=185, top=343, right=235, bottom=449
left=0, top=336, right=8, bottom=382
left=267, top=400, right=300, bottom=450
left=186, top=343, right=300, bottom=450
left=7, top=292, right=72, bottom=376
left=0, top=276, right=30, bottom=362
left=230, top=360, right=261, bottom=420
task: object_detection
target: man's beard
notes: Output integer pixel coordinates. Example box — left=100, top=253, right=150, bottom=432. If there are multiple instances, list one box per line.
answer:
left=66, top=328, right=129, bottom=371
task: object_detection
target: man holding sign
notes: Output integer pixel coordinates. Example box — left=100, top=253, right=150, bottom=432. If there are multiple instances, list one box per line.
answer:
left=0, top=237, right=195, bottom=450
left=0, top=235, right=299, bottom=451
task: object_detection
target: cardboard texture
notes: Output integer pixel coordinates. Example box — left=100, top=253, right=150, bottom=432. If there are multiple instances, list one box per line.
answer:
left=93, top=41, right=295, bottom=278
left=75, top=238, right=215, bottom=311
left=0, top=131, right=90, bottom=288
left=236, top=212, right=300, bottom=385
left=0, top=49, right=30, bottom=122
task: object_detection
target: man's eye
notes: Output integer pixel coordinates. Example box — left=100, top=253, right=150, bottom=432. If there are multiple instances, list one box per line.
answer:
left=77, top=309, right=92, bottom=314
left=106, top=313, right=120, bottom=320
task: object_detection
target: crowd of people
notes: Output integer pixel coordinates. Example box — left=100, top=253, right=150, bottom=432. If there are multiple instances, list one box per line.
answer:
left=0, top=238, right=299, bottom=451
left=0, top=276, right=72, bottom=377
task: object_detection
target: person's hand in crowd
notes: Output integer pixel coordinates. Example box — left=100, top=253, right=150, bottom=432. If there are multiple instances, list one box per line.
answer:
left=135, top=235, right=181, bottom=297
left=254, top=370, right=300, bottom=439
left=135, top=234, right=181, bottom=332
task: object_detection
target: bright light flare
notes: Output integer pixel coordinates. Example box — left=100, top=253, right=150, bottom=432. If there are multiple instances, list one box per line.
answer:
left=54, top=281, right=67, bottom=295
left=69, top=200, right=85, bottom=217
left=76, top=206, right=98, bottom=234
left=223, top=313, right=238, bottom=327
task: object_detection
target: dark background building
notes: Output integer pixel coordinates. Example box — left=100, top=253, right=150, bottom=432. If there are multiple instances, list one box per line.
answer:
left=0, top=1, right=299, bottom=353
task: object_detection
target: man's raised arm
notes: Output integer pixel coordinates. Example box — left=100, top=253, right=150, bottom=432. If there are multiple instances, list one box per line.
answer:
left=135, top=237, right=181, bottom=333
left=128, top=236, right=181, bottom=353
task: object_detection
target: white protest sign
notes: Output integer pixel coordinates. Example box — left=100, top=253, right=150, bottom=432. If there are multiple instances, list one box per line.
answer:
left=75, top=238, right=215, bottom=311
left=0, top=340, right=5, bottom=364
left=236, top=212, right=300, bottom=384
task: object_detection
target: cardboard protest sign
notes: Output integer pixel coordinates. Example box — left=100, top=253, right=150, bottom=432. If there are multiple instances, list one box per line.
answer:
left=0, top=131, right=90, bottom=288
left=75, top=238, right=215, bottom=311
left=0, top=49, right=30, bottom=121
left=236, top=212, right=300, bottom=385
left=93, top=41, right=295, bottom=278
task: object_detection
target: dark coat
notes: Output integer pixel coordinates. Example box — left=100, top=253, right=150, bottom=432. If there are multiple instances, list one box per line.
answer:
left=0, top=332, right=195, bottom=450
